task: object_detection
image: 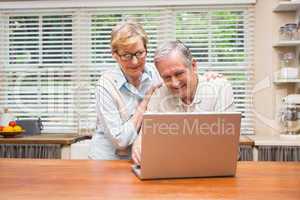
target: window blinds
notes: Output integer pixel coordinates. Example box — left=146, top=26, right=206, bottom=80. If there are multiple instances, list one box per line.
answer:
left=0, top=5, right=254, bottom=134
left=175, top=7, right=255, bottom=134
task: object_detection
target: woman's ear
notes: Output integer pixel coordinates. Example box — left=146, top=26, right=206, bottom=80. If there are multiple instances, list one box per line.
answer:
left=112, top=50, right=117, bottom=59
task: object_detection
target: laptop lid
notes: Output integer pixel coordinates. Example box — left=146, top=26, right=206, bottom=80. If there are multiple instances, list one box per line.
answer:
left=135, top=112, right=241, bottom=180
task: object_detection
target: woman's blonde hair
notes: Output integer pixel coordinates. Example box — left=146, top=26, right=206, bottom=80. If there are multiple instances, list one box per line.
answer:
left=111, top=20, right=148, bottom=52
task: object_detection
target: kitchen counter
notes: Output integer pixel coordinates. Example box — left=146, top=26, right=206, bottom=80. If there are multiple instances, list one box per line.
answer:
left=0, top=159, right=299, bottom=200
left=0, top=134, right=91, bottom=159
left=0, top=134, right=253, bottom=160
left=239, top=135, right=254, bottom=146
left=0, top=133, right=91, bottom=145
left=248, top=134, right=300, bottom=161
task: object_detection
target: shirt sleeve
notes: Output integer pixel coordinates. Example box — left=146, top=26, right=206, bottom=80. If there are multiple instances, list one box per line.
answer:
left=95, top=84, right=137, bottom=150
left=215, top=80, right=236, bottom=112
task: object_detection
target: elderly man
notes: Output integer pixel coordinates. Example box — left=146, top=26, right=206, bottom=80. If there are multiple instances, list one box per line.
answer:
left=132, top=40, right=236, bottom=164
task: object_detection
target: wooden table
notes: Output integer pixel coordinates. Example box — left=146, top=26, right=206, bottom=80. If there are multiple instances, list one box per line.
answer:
left=0, top=159, right=299, bottom=200
left=0, top=134, right=90, bottom=159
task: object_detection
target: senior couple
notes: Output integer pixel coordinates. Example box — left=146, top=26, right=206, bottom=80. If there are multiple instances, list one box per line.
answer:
left=89, top=20, right=235, bottom=164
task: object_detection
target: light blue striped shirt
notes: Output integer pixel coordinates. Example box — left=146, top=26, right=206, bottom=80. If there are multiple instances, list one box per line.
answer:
left=89, top=65, right=161, bottom=160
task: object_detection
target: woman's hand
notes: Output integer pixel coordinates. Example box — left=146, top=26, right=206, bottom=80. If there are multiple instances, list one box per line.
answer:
left=131, top=84, right=162, bottom=133
left=203, top=71, right=223, bottom=81
left=139, top=84, right=162, bottom=111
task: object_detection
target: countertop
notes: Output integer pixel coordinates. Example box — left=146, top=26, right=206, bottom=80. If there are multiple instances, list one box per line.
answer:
left=0, top=133, right=91, bottom=145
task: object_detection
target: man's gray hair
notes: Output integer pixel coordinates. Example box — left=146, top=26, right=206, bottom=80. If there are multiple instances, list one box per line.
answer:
left=154, top=40, right=193, bottom=68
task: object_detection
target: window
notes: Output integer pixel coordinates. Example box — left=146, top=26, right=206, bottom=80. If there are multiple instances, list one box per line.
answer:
left=0, top=5, right=254, bottom=134
left=175, top=7, right=254, bottom=134
left=2, top=12, right=76, bottom=132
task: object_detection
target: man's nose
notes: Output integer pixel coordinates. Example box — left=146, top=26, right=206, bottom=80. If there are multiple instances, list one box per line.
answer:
left=171, top=77, right=180, bottom=88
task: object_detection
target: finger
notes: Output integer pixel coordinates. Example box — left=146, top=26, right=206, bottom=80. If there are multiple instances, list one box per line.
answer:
left=132, top=152, right=138, bottom=165
left=136, top=151, right=141, bottom=165
left=145, top=87, right=156, bottom=99
left=146, top=86, right=155, bottom=95
left=155, top=83, right=162, bottom=89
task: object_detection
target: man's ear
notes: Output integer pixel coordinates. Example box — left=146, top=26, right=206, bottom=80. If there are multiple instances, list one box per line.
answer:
left=191, top=58, right=197, bottom=72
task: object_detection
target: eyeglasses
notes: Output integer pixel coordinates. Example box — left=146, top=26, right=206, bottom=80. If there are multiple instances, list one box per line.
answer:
left=116, top=50, right=147, bottom=61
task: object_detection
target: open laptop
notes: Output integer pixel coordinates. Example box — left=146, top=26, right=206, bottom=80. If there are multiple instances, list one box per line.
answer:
left=132, top=112, right=241, bottom=180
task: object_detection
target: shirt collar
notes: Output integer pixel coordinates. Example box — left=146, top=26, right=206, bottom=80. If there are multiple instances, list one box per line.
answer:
left=140, top=65, right=152, bottom=83
left=113, top=66, right=128, bottom=90
left=114, top=65, right=153, bottom=90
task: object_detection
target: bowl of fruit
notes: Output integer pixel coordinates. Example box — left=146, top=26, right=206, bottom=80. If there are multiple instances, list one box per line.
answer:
left=0, top=121, right=25, bottom=138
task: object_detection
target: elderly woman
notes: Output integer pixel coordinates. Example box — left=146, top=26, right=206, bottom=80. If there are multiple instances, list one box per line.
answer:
left=89, top=20, right=161, bottom=160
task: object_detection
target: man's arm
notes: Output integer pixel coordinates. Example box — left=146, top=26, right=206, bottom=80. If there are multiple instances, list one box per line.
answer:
left=215, top=79, right=236, bottom=112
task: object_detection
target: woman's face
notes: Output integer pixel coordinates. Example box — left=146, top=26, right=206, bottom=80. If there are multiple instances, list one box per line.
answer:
left=113, top=38, right=147, bottom=82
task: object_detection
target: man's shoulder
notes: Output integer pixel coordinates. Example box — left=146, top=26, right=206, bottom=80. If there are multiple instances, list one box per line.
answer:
left=148, top=85, right=172, bottom=105
left=199, top=75, right=232, bottom=89
left=152, top=84, right=171, bottom=98
left=147, top=84, right=178, bottom=112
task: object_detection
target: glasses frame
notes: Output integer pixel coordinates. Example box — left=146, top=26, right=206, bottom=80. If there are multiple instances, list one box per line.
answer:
left=115, top=50, right=147, bottom=61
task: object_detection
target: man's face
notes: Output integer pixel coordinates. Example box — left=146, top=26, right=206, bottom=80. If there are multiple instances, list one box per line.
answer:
left=155, top=51, right=197, bottom=100
left=113, top=38, right=147, bottom=81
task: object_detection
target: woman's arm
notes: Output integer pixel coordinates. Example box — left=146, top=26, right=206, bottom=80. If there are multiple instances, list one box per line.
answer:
left=96, top=84, right=159, bottom=150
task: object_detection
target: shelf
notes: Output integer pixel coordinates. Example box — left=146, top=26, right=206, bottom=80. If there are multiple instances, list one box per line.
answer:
left=273, top=40, right=300, bottom=47
left=273, top=70, right=300, bottom=84
left=273, top=3, right=300, bottom=85
left=273, top=78, right=300, bottom=84
left=248, top=135, right=300, bottom=146
left=274, top=1, right=300, bottom=12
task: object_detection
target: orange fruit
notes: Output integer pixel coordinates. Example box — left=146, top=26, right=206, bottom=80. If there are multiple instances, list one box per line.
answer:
left=3, top=126, right=14, bottom=132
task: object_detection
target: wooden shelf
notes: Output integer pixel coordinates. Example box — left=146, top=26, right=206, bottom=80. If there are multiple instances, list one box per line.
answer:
left=274, top=1, right=300, bottom=12
left=273, top=40, right=300, bottom=47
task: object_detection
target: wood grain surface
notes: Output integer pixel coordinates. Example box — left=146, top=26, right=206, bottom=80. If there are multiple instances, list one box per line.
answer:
left=0, top=159, right=299, bottom=200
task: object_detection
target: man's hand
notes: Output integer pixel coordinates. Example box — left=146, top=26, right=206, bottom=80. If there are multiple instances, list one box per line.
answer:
left=132, top=134, right=142, bottom=165
left=203, top=71, right=223, bottom=81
